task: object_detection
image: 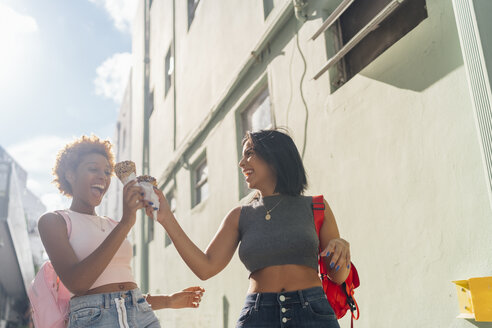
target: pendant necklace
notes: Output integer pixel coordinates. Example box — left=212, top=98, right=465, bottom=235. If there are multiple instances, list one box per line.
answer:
left=69, top=209, right=106, bottom=232
left=86, top=213, right=106, bottom=232
left=264, top=198, right=283, bottom=221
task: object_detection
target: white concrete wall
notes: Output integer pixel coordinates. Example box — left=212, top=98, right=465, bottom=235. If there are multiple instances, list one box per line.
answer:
left=120, top=0, right=492, bottom=327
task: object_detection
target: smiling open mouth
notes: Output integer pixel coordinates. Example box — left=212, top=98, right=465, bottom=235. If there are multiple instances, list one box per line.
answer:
left=243, top=169, right=254, bottom=177
left=91, top=184, right=105, bottom=198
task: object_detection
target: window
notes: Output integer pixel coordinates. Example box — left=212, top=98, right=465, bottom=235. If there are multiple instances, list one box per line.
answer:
left=317, top=0, right=427, bottom=88
left=192, top=156, right=209, bottom=207
left=148, top=215, right=154, bottom=242
left=0, top=162, right=10, bottom=217
left=164, top=190, right=176, bottom=247
left=165, top=45, right=174, bottom=97
left=223, top=295, right=230, bottom=328
left=0, top=162, right=10, bottom=196
left=241, top=87, right=272, bottom=134
left=122, top=129, right=126, bottom=151
left=164, top=232, right=172, bottom=247
left=188, top=0, right=201, bottom=29
left=263, top=0, right=274, bottom=19
left=238, top=86, right=272, bottom=198
left=148, top=89, right=155, bottom=117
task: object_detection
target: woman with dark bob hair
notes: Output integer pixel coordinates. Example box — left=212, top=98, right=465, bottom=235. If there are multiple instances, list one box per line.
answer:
left=149, top=129, right=351, bottom=327
left=38, top=135, right=204, bottom=328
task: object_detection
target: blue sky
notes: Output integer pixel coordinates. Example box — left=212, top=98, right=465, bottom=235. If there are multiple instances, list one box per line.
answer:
left=0, top=0, right=138, bottom=211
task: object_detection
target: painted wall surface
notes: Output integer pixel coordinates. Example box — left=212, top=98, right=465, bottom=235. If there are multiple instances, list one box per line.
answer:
left=106, top=0, right=492, bottom=326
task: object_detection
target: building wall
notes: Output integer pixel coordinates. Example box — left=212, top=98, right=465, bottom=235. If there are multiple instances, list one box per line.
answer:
left=113, top=0, right=492, bottom=327
left=127, top=0, right=148, bottom=286
left=0, top=147, right=42, bottom=326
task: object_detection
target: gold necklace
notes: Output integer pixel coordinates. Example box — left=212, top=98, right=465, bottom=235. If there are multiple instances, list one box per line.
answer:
left=85, top=213, right=106, bottom=232
left=69, top=209, right=106, bottom=232
left=264, top=198, right=283, bottom=221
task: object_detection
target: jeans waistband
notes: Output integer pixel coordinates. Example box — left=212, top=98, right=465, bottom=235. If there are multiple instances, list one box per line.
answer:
left=244, top=286, right=327, bottom=307
left=69, top=288, right=144, bottom=311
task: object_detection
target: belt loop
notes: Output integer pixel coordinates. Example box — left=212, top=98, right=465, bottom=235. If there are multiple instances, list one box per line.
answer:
left=104, top=293, right=110, bottom=309
left=254, top=293, right=261, bottom=311
left=131, top=289, right=138, bottom=306
left=298, top=290, right=307, bottom=308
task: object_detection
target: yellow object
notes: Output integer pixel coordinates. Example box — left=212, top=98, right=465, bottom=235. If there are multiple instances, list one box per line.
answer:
left=452, top=276, right=492, bottom=322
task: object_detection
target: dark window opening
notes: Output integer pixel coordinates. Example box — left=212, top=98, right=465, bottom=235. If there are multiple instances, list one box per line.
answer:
left=148, top=89, right=155, bottom=117
left=223, top=295, right=230, bottom=328
left=193, top=157, right=208, bottom=207
left=164, top=190, right=176, bottom=247
left=263, top=0, right=274, bottom=19
left=188, top=0, right=201, bottom=29
left=324, top=0, right=428, bottom=89
left=165, top=46, right=174, bottom=97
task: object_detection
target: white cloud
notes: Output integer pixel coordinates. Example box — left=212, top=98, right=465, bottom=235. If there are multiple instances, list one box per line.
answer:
left=0, top=3, right=39, bottom=86
left=26, top=179, right=43, bottom=195
left=94, top=52, right=132, bottom=104
left=7, top=136, right=73, bottom=211
left=89, top=0, right=138, bottom=32
left=7, top=136, right=72, bottom=174
left=41, top=193, right=71, bottom=212
left=0, top=3, right=38, bottom=36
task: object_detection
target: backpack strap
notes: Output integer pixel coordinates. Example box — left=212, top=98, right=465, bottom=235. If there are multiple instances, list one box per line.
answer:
left=312, top=195, right=327, bottom=278
left=312, top=195, right=325, bottom=239
left=312, top=196, right=360, bottom=326
left=54, top=210, right=72, bottom=238
left=103, top=216, right=119, bottom=226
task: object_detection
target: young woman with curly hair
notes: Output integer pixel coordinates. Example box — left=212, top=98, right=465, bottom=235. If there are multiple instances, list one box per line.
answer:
left=38, top=135, right=204, bottom=328
left=147, top=129, right=350, bottom=328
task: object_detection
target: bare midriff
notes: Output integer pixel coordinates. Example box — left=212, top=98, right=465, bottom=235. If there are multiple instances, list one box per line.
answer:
left=72, top=281, right=138, bottom=298
left=248, top=264, right=322, bottom=294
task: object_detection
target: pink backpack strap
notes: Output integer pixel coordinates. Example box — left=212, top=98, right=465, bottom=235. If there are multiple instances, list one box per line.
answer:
left=54, top=210, right=72, bottom=238
left=104, top=216, right=119, bottom=226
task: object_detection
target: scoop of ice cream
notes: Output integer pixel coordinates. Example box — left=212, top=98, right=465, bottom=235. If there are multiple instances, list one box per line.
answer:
left=115, top=161, right=137, bottom=185
left=137, top=175, right=157, bottom=187
left=136, top=175, right=160, bottom=218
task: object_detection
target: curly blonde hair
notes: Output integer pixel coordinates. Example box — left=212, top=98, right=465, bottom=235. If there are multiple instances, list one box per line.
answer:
left=52, top=135, right=115, bottom=197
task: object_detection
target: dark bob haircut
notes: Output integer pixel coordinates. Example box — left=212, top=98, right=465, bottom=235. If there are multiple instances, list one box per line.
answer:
left=242, top=129, right=307, bottom=196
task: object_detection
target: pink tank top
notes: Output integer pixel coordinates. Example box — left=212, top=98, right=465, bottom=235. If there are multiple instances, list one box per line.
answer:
left=63, top=209, right=136, bottom=290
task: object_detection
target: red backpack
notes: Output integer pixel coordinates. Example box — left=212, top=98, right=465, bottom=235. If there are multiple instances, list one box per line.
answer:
left=312, top=195, right=360, bottom=327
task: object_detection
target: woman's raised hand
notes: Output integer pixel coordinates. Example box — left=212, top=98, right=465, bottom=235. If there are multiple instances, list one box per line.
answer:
left=121, top=180, right=146, bottom=226
left=143, top=187, right=173, bottom=225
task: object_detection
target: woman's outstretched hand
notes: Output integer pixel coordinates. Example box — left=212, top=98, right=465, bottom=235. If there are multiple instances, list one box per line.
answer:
left=143, top=187, right=173, bottom=225
left=145, top=286, right=205, bottom=310
left=167, top=286, right=205, bottom=309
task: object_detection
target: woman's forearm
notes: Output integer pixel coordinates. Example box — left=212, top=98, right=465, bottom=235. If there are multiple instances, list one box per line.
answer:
left=146, top=295, right=170, bottom=310
left=160, top=213, right=214, bottom=280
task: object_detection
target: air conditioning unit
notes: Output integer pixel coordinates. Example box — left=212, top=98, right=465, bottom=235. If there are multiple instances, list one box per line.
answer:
left=312, top=0, right=406, bottom=80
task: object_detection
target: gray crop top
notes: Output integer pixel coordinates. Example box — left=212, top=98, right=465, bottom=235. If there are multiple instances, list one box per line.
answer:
left=238, top=194, right=319, bottom=275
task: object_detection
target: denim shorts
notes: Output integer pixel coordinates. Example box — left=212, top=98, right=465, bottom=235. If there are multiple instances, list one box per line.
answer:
left=68, top=288, right=161, bottom=328
left=236, top=287, right=340, bottom=328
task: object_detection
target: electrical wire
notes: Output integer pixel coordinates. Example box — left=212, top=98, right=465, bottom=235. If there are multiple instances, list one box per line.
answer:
left=295, top=22, right=309, bottom=159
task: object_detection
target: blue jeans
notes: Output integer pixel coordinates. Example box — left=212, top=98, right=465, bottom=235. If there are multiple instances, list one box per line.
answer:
left=68, top=288, right=160, bottom=328
left=236, top=287, right=341, bottom=328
